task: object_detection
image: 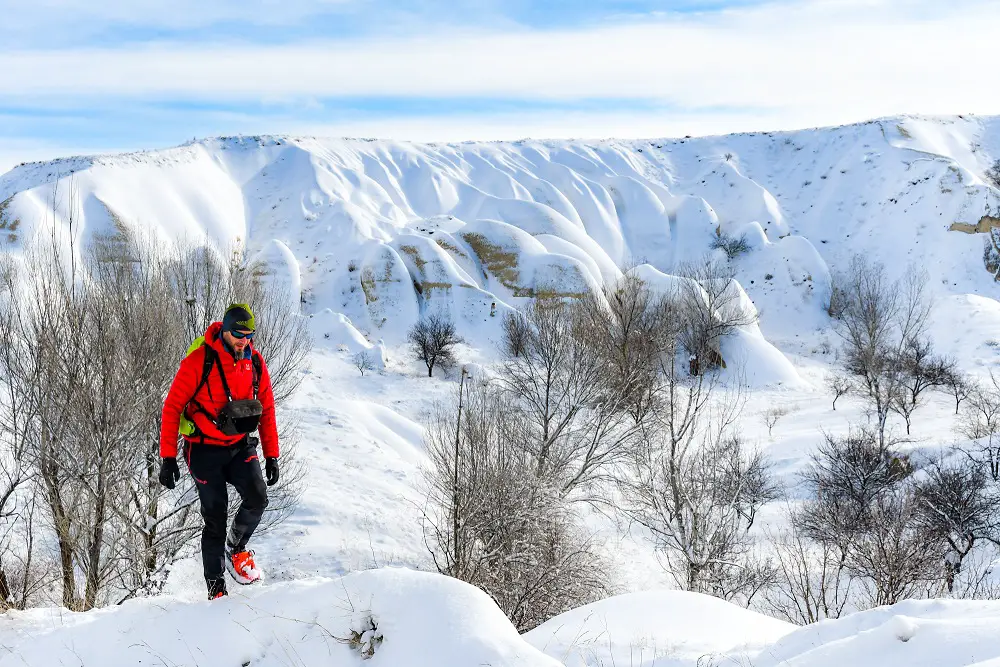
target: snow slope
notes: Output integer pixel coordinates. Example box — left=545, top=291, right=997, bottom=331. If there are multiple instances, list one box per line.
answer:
left=5, top=115, right=999, bottom=383
left=756, top=598, right=1000, bottom=667
left=5, top=115, right=1000, bottom=663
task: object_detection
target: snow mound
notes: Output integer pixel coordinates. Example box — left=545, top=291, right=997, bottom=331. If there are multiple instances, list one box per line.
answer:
left=0, top=568, right=560, bottom=667
left=525, top=589, right=794, bottom=666
left=757, top=598, right=1000, bottom=667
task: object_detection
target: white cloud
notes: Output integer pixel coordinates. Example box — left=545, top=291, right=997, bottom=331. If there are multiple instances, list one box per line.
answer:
left=2, top=0, right=998, bottom=126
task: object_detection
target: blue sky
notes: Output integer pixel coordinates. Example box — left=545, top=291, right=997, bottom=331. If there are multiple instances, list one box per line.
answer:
left=2, top=0, right=999, bottom=173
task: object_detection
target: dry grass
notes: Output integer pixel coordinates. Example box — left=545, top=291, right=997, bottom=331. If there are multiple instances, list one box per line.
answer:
left=0, top=196, right=20, bottom=232
left=360, top=267, right=378, bottom=304
left=413, top=280, right=453, bottom=295
left=461, top=232, right=521, bottom=289
left=399, top=244, right=428, bottom=272
left=435, top=238, right=468, bottom=259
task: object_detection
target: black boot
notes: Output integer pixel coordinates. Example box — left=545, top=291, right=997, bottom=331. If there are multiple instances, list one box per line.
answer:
left=207, top=577, right=228, bottom=600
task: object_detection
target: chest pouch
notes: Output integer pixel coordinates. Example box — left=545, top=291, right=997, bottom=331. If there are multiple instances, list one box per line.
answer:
left=211, top=353, right=263, bottom=435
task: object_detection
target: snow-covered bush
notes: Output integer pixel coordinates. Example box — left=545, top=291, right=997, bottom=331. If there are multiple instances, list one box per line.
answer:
left=344, top=612, right=383, bottom=659
left=983, top=235, right=1000, bottom=275
left=985, top=158, right=1000, bottom=189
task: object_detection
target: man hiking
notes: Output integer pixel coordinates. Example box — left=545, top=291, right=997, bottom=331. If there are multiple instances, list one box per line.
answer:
left=158, top=304, right=280, bottom=600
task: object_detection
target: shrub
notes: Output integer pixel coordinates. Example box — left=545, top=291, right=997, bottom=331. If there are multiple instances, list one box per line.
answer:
left=986, top=159, right=1000, bottom=189
left=710, top=232, right=751, bottom=259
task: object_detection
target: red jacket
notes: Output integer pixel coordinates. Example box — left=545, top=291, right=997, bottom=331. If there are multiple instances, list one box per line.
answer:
left=160, top=321, right=279, bottom=459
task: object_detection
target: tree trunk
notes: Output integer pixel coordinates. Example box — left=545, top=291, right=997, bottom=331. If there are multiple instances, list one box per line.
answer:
left=84, top=483, right=107, bottom=610
left=42, top=456, right=78, bottom=609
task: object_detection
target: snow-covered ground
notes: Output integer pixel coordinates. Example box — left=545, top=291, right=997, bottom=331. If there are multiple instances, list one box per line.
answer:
left=7, top=566, right=1000, bottom=667
left=4, top=114, right=1000, bottom=663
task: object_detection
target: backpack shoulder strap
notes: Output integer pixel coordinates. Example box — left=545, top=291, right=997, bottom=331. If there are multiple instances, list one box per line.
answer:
left=211, top=351, right=234, bottom=402
left=188, top=343, right=217, bottom=405
left=251, top=351, right=262, bottom=400
left=183, top=343, right=219, bottom=431
left=201, top=345, right=217, bottom=394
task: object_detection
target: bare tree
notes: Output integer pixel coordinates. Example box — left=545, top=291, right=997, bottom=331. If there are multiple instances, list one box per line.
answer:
left=797, top=428, right=910, bottom=546
left=574, top=272, right=668, bottom=425
left=0, top=228, right=202, bottom=609
left=913, top=456, right=1000, bottom=593
left=583, top=270, right=777, bottom=601
left=71, top=231, right=190, bottom=608
left=762, top=522, right=854, bottom=624
left=797, top=427, right=948, bottom=606
left=826, top=270, right=848, bottom=319
left=849, top=491, right=942, bottom=606
left=6, top=227, right=92, bottom=609
left=421, top=377, right=610, bottom=631
left=943, top=366, right=973, bottom=416
left=826, top=372, right=852, bottom=411
left=408, top=314, right=463, bottom=377
left=354, top=351, right=376, bottom=376
left=0, top=259, right=53, bottom=608
left=958, top=372, right=1000, bottom=481
left=836, top=256, right=931, bottom=445
left=499, top=310, right=530, bottom=359
left=986, top=158, right=1000, bottom=189
left=710, top=232, right=751, bottom=259
left=890, top=337, right=952, bottom=434
left=497, top=295, right=642, bottom=497
left=677, top=260, right=758, bottom=375
left=949, top=545, right=1000, bottom=599
left=762, top=406, right=790, bottom=437
left=621, top=425, right=778, bottom=601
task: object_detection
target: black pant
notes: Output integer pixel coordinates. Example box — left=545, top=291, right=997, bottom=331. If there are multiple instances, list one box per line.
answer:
left=185, top=437, right=269, bottom=582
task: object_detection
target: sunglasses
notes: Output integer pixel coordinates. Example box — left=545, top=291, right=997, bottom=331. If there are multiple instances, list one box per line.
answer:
left=230, top=329, right=255, bottom=340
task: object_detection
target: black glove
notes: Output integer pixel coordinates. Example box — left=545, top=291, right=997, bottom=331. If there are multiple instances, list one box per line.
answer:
left=159, top=457, right=180, bottom=489
left=265, top=457, right=279, bottom=486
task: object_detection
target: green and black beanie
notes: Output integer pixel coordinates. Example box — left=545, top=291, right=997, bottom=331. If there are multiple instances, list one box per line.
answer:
left=222, top=303, right=255, bottom=333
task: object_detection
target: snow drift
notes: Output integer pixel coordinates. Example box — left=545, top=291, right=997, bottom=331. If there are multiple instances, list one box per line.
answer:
left=0, top=568, right=560, bottom=667
left=525, top=589, right=794, bottom=666
left=9, top=571, right=1000, bottom=667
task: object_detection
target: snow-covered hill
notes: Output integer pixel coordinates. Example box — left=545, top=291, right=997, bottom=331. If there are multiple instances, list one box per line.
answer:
left=3, top=115, right=1000, bottom=371
left=5, top=114, right=1000, bottom=663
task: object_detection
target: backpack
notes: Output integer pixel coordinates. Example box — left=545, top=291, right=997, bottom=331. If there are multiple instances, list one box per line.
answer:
left=178, top=336, right=263, bottom=438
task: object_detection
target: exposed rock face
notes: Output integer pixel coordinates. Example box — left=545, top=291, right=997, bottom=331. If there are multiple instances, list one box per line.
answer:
left=949, top=214, right=1000, bottom=234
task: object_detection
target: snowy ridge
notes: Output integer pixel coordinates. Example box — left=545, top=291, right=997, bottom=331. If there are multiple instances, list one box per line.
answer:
left=3, top=115, right=1000, bottom=384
